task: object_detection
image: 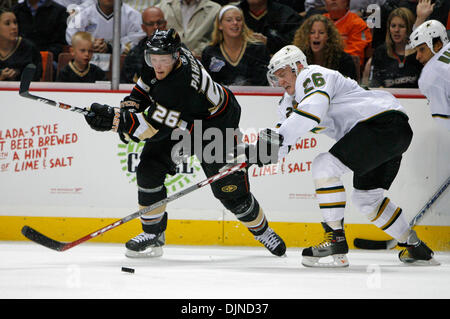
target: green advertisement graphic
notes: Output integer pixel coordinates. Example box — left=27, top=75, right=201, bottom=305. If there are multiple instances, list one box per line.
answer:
left=117, top=142, right=202, bottom=194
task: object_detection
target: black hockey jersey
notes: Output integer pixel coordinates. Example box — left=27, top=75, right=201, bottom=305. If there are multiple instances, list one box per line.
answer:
left=56, top=61, right=107, bottom=83
left=127, top=46, right=234, bottom=139
left=0, top=37, right=42, bottom=81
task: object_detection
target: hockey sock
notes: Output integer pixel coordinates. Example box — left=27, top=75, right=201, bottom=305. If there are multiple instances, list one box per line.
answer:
left=140, top=209, right=168, bottom=234
left=312, top=152, right=350, bottom=230
left=315, top=184, right=346, bottom=230
left=369, top=197, right=409, bottom=242
left=227, top=194, right=268, bottom=236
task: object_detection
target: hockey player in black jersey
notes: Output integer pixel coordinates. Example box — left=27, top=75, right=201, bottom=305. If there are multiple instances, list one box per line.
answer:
left=84, top=29, right=286, bottom=258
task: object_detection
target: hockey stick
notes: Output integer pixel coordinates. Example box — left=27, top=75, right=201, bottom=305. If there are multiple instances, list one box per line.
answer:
left=353, top=175, right=450, bottom=250
left=22, top=160, right=248, bottom=251
left=19, top=63, right=93, bottom=116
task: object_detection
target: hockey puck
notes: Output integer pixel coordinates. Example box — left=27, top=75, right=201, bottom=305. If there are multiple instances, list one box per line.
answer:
left=121, top=267, right=135, bottom=273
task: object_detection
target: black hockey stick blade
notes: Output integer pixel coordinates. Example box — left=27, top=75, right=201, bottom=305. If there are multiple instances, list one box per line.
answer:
left=353, top=238, right=398, bottom=250
left=21, top=225, right=66, bottom=251
left=19, top=64, right=36, bottom=96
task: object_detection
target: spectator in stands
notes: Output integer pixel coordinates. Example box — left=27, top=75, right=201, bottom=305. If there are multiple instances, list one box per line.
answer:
left=13, top=0, right=68, bottom=63
left=368, top=7, right=422, bottom=88
left=121, top=6, right=167, bottom=83
left=0, top=8, right=42, bottom=81
left=202, top=4, right=271, bottom=86
left=237, top=0, right=304, bottom=55
left=57, top=31, right=106, bottom=82
left=323, top=0, right=373, bottom=66
left=157, top=0, right=221, bottom=59
left=293, top=14, right=358, bottom=81
left=372, top=0, right=450, bottom=50
left=66, top=0, right=145, bottom=54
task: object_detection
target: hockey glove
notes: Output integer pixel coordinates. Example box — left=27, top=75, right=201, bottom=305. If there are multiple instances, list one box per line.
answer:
left=84, top=103, right=120, bottom=132
left=120, top=96, right=142, bottom=112
left=235, top=129, right=284, bottom=167
left=253, top=128, right=284, bottom=166
left=85, top=103, right=158, bottom=142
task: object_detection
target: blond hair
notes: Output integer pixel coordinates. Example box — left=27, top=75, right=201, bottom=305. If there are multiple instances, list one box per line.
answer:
left=71, top=31, right=94, bottom=47
left=210, top=6, right=260, bottom=46
left=293, top=14, right=344, bottom=69
left=385, top=7, right=415, bottom=59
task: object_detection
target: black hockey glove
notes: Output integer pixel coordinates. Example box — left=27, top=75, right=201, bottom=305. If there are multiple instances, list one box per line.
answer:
left=230, top=129, right=283, bottom=168
left=252, top=128, right=284, bottom=167
left=84, top=103, right=120, bottom=132
left=120, top=96, right=142, bottom=112
left=85, top=103, right=158, bottom=143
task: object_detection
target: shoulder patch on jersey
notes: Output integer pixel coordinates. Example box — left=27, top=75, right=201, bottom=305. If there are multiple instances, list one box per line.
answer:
left=180, top=55, right=188, bottom=65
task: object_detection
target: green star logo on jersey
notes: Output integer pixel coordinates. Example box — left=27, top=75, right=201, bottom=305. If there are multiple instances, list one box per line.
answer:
left=117, top=141, right=202, bottom=194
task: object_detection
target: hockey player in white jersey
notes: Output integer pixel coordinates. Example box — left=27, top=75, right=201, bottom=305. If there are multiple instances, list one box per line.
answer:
left=66, top=0, right=145, bottom=53
left=262, top=45, right=438, bottom=267
left=407, top=20, right=449, bottom=131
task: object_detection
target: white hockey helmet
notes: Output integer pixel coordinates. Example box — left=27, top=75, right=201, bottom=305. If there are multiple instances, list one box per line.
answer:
left=267, top=45, right=308, bottom=87
left=407, top=20, right=449, bottom=54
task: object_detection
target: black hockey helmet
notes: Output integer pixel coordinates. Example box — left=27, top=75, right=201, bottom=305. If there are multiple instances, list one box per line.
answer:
left=144, top=28, right=181, bottom=67
left=146, top=28, right=181, bottom=54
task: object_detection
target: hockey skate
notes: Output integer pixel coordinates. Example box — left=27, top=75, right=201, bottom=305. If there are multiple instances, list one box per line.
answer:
left=254, top=227, right=287, bottom=257
left=302, top=222, right=349, bottom=268
left=125, top=231, right=165, bottom=258
left=398, top=230, right=440, bottom=266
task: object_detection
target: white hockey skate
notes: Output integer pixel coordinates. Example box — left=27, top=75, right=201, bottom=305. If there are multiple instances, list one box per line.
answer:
left=125, top=232, right=165, bottom=258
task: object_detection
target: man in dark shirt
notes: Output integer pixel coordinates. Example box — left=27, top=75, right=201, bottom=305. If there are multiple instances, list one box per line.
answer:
left=13, top=0, right=68, bottom=63
left=237, top=0, right=304, bottom=54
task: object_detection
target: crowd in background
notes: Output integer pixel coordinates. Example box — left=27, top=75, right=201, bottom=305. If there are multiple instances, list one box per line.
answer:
left=0, top=0, right=449, bottom=88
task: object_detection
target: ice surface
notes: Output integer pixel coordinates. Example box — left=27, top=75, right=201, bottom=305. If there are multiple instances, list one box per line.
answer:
left=1, top=241, right=449, bottom=299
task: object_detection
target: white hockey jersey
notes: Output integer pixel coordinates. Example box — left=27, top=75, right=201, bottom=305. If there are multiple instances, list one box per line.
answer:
left=418, top=42, right=450, bottom=131
left=66, top=2, right=145, bottom=53
left=276, top=65, right=406, bottom=147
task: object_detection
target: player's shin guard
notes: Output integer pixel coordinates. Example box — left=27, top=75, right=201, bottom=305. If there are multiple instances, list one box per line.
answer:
left=226, top=194, right=286, bottom=257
